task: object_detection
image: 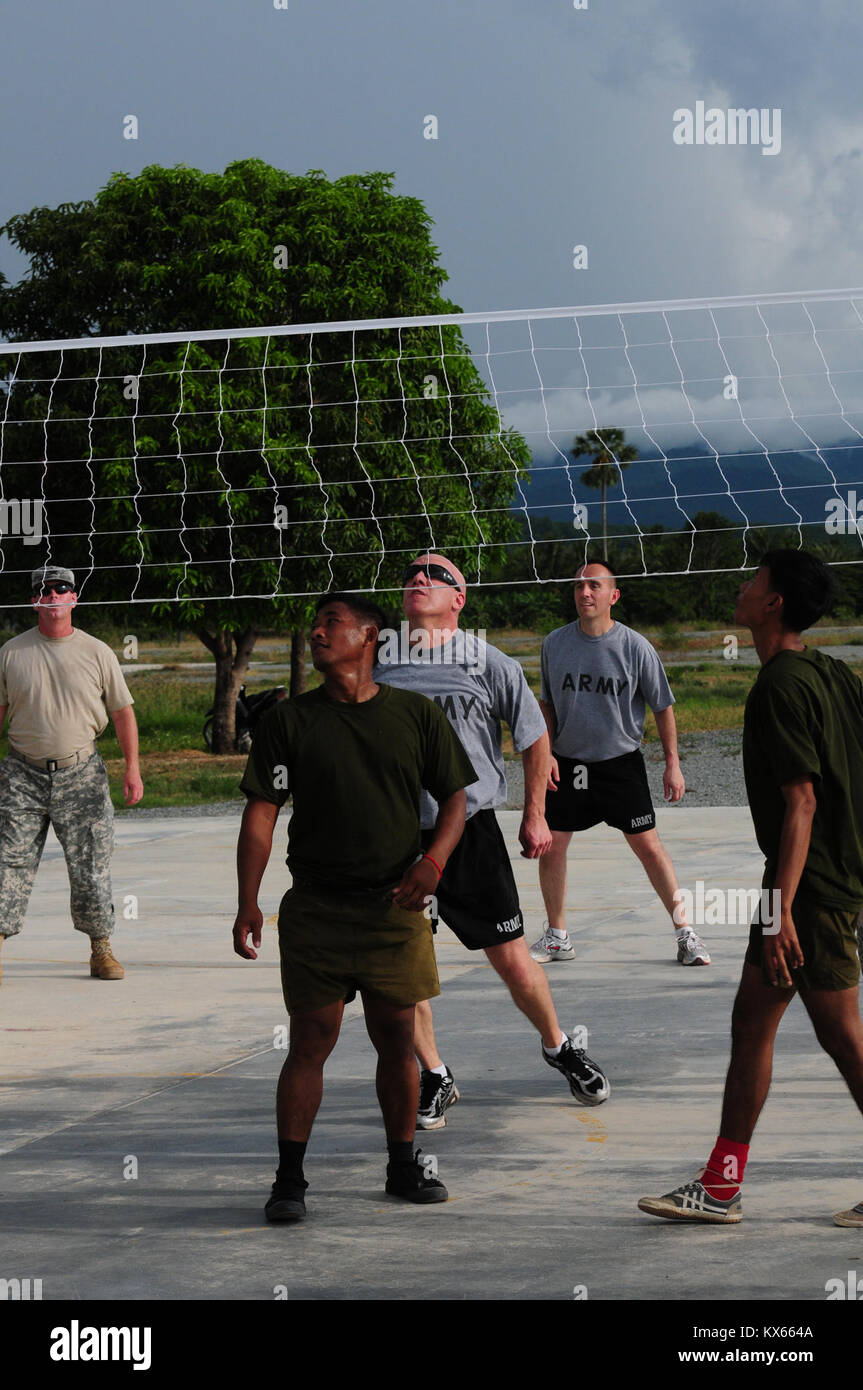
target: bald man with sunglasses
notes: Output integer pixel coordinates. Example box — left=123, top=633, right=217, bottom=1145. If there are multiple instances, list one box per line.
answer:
left=375, top=553, right=610, bottom=1129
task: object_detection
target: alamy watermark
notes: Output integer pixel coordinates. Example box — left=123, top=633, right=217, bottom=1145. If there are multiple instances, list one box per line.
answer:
left=0, top=499, right=44, bottom=545
left=825, top=492, right=863, bottom=535
left=0, top=1276, right=42, bottom=1300
left=377, top=623, right=487, bottom=672
left=50, top=1322, right=151, bottom=1370
left=673, top=101, right=781, bottom=156
left=673, top=881, right=781, bottom=933
left=826, top=1270, right=863, bottom=1299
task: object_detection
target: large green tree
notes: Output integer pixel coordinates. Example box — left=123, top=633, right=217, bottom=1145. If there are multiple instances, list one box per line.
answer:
left=0, top=161, right=528, bottom=749
left=572, top=426, right=639, bottom=561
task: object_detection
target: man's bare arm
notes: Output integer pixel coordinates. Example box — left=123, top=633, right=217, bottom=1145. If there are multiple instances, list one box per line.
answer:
left=392, top=788, right=466, bottom=912
left=763, top=777, right=816, bottom=987
left=539, top=698, right=560, bottom=792
left=233, top=796, right=280, bottom=959
left=109, top=704, right=144, bottom=805
left=519, top=731, right=553, bottom=858
left=654, top=705, right=684, bottom=803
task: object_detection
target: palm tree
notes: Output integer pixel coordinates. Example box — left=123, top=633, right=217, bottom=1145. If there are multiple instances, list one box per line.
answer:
left=572, top=427, right=639, bottom=560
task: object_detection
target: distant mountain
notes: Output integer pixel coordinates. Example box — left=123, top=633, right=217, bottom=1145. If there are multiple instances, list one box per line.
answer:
left=516, top=441, right=863, bottom=534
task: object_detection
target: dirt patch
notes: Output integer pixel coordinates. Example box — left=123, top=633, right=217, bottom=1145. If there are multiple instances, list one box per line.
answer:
left=103, top=750, right=246, bottom=776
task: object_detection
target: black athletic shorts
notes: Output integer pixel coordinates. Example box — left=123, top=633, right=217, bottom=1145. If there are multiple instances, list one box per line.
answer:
left=420, top=809, right=523, bottom=951
left=545, top=749, right=656, bottom=835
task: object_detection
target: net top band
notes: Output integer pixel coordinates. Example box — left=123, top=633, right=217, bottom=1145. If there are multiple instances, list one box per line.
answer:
left=2, top=287, right=863, bottom=356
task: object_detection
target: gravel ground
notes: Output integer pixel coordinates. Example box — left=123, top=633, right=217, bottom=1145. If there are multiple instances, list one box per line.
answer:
left=117, top=729, right=746, bottom=819
left=641, top=728, right=747, bottom=806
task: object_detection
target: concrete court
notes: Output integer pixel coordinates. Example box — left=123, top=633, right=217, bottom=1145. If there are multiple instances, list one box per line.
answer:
left=1, top=805, right=862, bottom=1304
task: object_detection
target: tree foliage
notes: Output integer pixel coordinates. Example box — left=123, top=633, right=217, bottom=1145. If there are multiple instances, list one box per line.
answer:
left=0, top=161, right=528, bottom=746
left=572, top=426, right=639, bottom=560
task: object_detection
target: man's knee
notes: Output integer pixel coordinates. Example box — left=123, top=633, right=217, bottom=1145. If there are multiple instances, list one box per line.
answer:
left=363, top=1000, right=416, bottom=1057
left=730, top=1008, right=764, bottom=1053
left=288, top=1012, right=342, bottom=1063
left=730, top=987, right=786, bottom=1052
left=487, top=939, right=541, bottom=992
left=627, top=830, right=664, bottom=863
left=545, top=832, right=571, bottom=860
left=811, top=1015, right=863, bottom=1067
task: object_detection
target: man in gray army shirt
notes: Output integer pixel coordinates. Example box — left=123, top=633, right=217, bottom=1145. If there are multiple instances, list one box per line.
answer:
left=375, top=552, right=610, bottom=1129
left=534, top=560, right=709, bottom=968
left=0, top=565, right=143, bottom=983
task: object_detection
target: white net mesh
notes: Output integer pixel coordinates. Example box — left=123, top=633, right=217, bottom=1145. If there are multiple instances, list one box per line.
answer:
left=1, top=287, right=862, bottom=608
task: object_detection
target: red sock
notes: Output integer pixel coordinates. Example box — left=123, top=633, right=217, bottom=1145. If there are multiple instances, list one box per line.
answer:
left=699, top=1137, right=749, bottom=1200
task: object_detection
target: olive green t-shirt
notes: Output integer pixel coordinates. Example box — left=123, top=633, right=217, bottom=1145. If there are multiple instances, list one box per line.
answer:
left=240, top=683, right=477, bottom=892
left=742, top=647, right=863, bottom=908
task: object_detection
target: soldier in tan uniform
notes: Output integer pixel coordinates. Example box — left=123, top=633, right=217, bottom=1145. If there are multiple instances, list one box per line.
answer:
left=0, top=565, right=143, bottom=983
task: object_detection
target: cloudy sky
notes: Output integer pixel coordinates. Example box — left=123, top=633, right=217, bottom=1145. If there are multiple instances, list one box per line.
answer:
left=3, top=0, right=862, bottom=312
left=3, top=0, right=863, bottom=573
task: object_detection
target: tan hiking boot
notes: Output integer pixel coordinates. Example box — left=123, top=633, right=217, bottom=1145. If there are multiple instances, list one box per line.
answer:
left=89, top=938, right=125, bottom=980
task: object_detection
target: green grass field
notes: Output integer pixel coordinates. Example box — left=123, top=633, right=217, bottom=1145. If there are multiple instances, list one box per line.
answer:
left=2, top=624, right=860, bottom=808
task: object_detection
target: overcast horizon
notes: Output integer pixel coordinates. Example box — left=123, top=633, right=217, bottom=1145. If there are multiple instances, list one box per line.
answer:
left=3, top=1, right=863, bottom=324
left=4, top=0, right=863, bottom=569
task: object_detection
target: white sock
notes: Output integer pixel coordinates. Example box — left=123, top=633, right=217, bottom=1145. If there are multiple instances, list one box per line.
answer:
left=548, top=926, right=568, bottom=939
left=674, top=924, right=691, bottom=936
left=543, top=1032, right=568, bottom=1056
left=427, top=1063, right=448, bottom=1078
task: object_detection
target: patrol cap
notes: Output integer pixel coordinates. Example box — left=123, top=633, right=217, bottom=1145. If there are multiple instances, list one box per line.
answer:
left=31, top=565, right=76, bottom=590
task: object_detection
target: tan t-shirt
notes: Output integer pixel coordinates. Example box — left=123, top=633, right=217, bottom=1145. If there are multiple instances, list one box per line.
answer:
left=0, top=627, right=134, bottom=760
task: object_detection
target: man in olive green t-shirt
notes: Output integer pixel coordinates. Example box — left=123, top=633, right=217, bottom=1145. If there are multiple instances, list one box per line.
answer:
left=232, top=592, right=476, bottom=1222
left=640, top=550, right=863, bottom=1228
left=0, top=565, right=144, bottom=984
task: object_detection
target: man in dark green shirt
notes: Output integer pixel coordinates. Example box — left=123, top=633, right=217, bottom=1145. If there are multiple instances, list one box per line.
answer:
left=233, top=593, right=476, bottom=1222
left=640, top=550, right=863, bottom=1228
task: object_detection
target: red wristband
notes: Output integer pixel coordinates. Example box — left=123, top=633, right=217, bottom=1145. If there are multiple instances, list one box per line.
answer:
left=421, top=852, right=444, bottom=878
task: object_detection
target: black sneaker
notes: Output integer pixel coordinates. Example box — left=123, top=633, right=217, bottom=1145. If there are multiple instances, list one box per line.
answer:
left=385, top=1149, right=449, bottom=1204
left=264, top=1175, right=308, bottom=1223
left=543, top=1035, right=611, bottom=1106
left=417, top=1066, right=460, bottom=1130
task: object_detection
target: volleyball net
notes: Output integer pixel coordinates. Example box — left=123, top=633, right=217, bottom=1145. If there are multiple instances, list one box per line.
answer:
left=1, top=286, right=862, bottom=608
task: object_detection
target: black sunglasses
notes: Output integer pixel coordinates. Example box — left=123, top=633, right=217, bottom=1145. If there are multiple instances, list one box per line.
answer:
left=402, top=563, right=461, bottom=589
left=32, top=582, right=73, bottom=596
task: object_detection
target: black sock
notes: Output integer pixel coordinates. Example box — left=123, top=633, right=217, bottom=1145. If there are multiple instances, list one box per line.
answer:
left=387, top=1141, right=414, bottom=1165
left=277, top=1139, right=307, bottom=1185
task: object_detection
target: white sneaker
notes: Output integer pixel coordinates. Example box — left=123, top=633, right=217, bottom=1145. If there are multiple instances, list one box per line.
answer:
left=529, top=924, right=575, bottom=963
left=676, top=928, right=711, bottom=966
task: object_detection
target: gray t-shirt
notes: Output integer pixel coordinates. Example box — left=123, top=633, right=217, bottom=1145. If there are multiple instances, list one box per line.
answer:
left=375, top=628, right=546, bottom=826
left=540, top=621, right=674, bottom=762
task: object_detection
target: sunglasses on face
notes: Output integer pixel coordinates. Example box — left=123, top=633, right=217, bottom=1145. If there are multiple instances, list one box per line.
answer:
left=402, top=563, right=461, bottom=589
left=32, top=582, right=73, bottom=597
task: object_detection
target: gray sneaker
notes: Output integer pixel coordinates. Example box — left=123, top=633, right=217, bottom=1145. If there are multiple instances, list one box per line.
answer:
left=529, top=924, right=575, bottom=963
left=543, top=1035, right=610, bottom=1105
left=638, top=1179, right=741, bottom=1224
left=676, top=928, right=711, bottom=966
left=417, top=1066, right=460, bottom=1130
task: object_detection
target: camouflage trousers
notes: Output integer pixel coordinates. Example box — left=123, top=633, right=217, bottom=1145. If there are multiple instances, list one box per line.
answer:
left=0, top=751, right=115, bottom=940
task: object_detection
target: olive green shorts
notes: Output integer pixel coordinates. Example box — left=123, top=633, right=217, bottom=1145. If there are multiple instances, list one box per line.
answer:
left=277, top=880, right=440, bottom=1016
left=745, top=894, right=863, bottom=991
